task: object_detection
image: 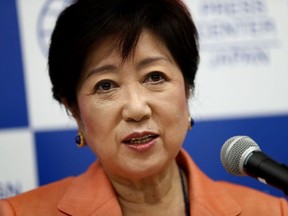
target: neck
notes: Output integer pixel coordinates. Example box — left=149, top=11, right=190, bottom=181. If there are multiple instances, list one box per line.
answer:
left=107, top=160, right=186, bottom=215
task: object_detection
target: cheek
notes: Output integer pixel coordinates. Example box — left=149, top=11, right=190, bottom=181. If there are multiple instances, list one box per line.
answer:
left=77, top=100, right=107, bottom=141
left=172, top=82, right=189, bottom=117
left=77, top=98, right=121, bottom=155
left=157, top=83, right=189, bottom=136
left=79, top=108, right=112, bottom=157
left=167, top=84, right=189, bottom=133
left=181, top=87, right=190, bottom=123
left=178, top=89, right=189, bottom=114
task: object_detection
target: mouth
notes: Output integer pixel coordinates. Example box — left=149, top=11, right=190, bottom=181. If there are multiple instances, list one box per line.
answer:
left=124, top=135, right=158, bottom=144
left=122, top=133, right=159, bottom=145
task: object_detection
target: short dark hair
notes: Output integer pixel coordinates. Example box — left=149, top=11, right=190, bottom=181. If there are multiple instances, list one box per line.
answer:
left=48, top=0, right=199, bottom=107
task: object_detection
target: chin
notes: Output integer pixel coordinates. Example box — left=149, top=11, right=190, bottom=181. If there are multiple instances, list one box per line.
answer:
left=118, top=158, right=173, bottom=180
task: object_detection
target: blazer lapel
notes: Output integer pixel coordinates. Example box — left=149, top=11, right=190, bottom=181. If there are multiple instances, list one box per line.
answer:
left=57, top=162, right=122, bottom=216
left=178, top=150, right=242, bottom=216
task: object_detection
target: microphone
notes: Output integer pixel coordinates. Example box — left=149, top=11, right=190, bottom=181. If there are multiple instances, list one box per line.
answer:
left=220, top=136, right=288, bottom=195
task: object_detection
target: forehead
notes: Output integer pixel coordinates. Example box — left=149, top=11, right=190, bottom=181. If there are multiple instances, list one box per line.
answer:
left=83, top=30, right=173, bottom=72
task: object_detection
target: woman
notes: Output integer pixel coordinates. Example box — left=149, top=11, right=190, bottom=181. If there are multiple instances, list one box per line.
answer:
left=0, top=0, right=287, bottom=215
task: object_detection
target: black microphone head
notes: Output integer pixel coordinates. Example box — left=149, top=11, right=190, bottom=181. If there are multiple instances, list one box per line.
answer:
left=220, top=136, right=261, bottom=176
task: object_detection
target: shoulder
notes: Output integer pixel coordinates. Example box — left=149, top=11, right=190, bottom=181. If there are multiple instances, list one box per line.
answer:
left=9, top=177, right=74, bottom=202
left=217, top=181, right=288, bottom=214
left=0, top=177, right=74, bottom=216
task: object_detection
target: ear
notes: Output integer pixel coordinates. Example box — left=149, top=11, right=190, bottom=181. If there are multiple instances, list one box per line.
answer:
left=185, top=85, right=191, bottom=99
left=61, top=98, right=84, bottom=131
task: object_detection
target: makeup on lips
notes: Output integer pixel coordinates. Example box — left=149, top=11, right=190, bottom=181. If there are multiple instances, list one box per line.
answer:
left=122, top=132, right=159, bottom=152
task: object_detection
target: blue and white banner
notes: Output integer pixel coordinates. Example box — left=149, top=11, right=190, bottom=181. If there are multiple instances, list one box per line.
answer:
left=187, top=0, right=288, bottom=119
left=0, top=0, right=287, bottom=199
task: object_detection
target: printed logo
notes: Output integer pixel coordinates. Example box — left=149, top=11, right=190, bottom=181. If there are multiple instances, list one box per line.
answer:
left=195, top=0, right=280, bottom=67
left=0, top=181, right=22, bottom=199
left=37, top=0, right=72, bottom=57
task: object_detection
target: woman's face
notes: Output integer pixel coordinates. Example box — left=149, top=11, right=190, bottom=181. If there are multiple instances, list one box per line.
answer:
left=75, top=31, right=190, bottom=180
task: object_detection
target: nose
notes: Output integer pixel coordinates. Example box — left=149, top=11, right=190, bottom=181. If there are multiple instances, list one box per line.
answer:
left=122, top=86, right=152, bottom=122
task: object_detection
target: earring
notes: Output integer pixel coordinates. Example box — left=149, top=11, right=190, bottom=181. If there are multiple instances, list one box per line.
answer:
left=188, top=117, right=194, bottom=130
left=75, top=131, right=86, bottom=147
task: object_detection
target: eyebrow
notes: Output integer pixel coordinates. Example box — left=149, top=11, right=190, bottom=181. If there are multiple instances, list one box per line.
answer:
left=85, top=56, right=171, bottom=79
left=85, top=64, right=117, bottom=80
left=136, top=56, right=172, bottom=70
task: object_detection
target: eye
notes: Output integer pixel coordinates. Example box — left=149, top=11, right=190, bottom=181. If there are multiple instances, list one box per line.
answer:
left=144, top=72, right=166, bottom=84
left=94, top=80, right=117, bottom=93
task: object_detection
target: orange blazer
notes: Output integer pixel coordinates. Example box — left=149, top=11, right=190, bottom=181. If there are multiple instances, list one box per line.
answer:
left=0, top=149, right=287, bottom=216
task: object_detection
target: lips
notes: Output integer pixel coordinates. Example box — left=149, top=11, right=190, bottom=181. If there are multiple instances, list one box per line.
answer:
left=122, top=132, right=158, bottom=145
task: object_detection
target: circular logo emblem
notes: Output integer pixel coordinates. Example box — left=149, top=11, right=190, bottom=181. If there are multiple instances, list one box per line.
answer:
left=37, top=0, right=72, bottom=57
